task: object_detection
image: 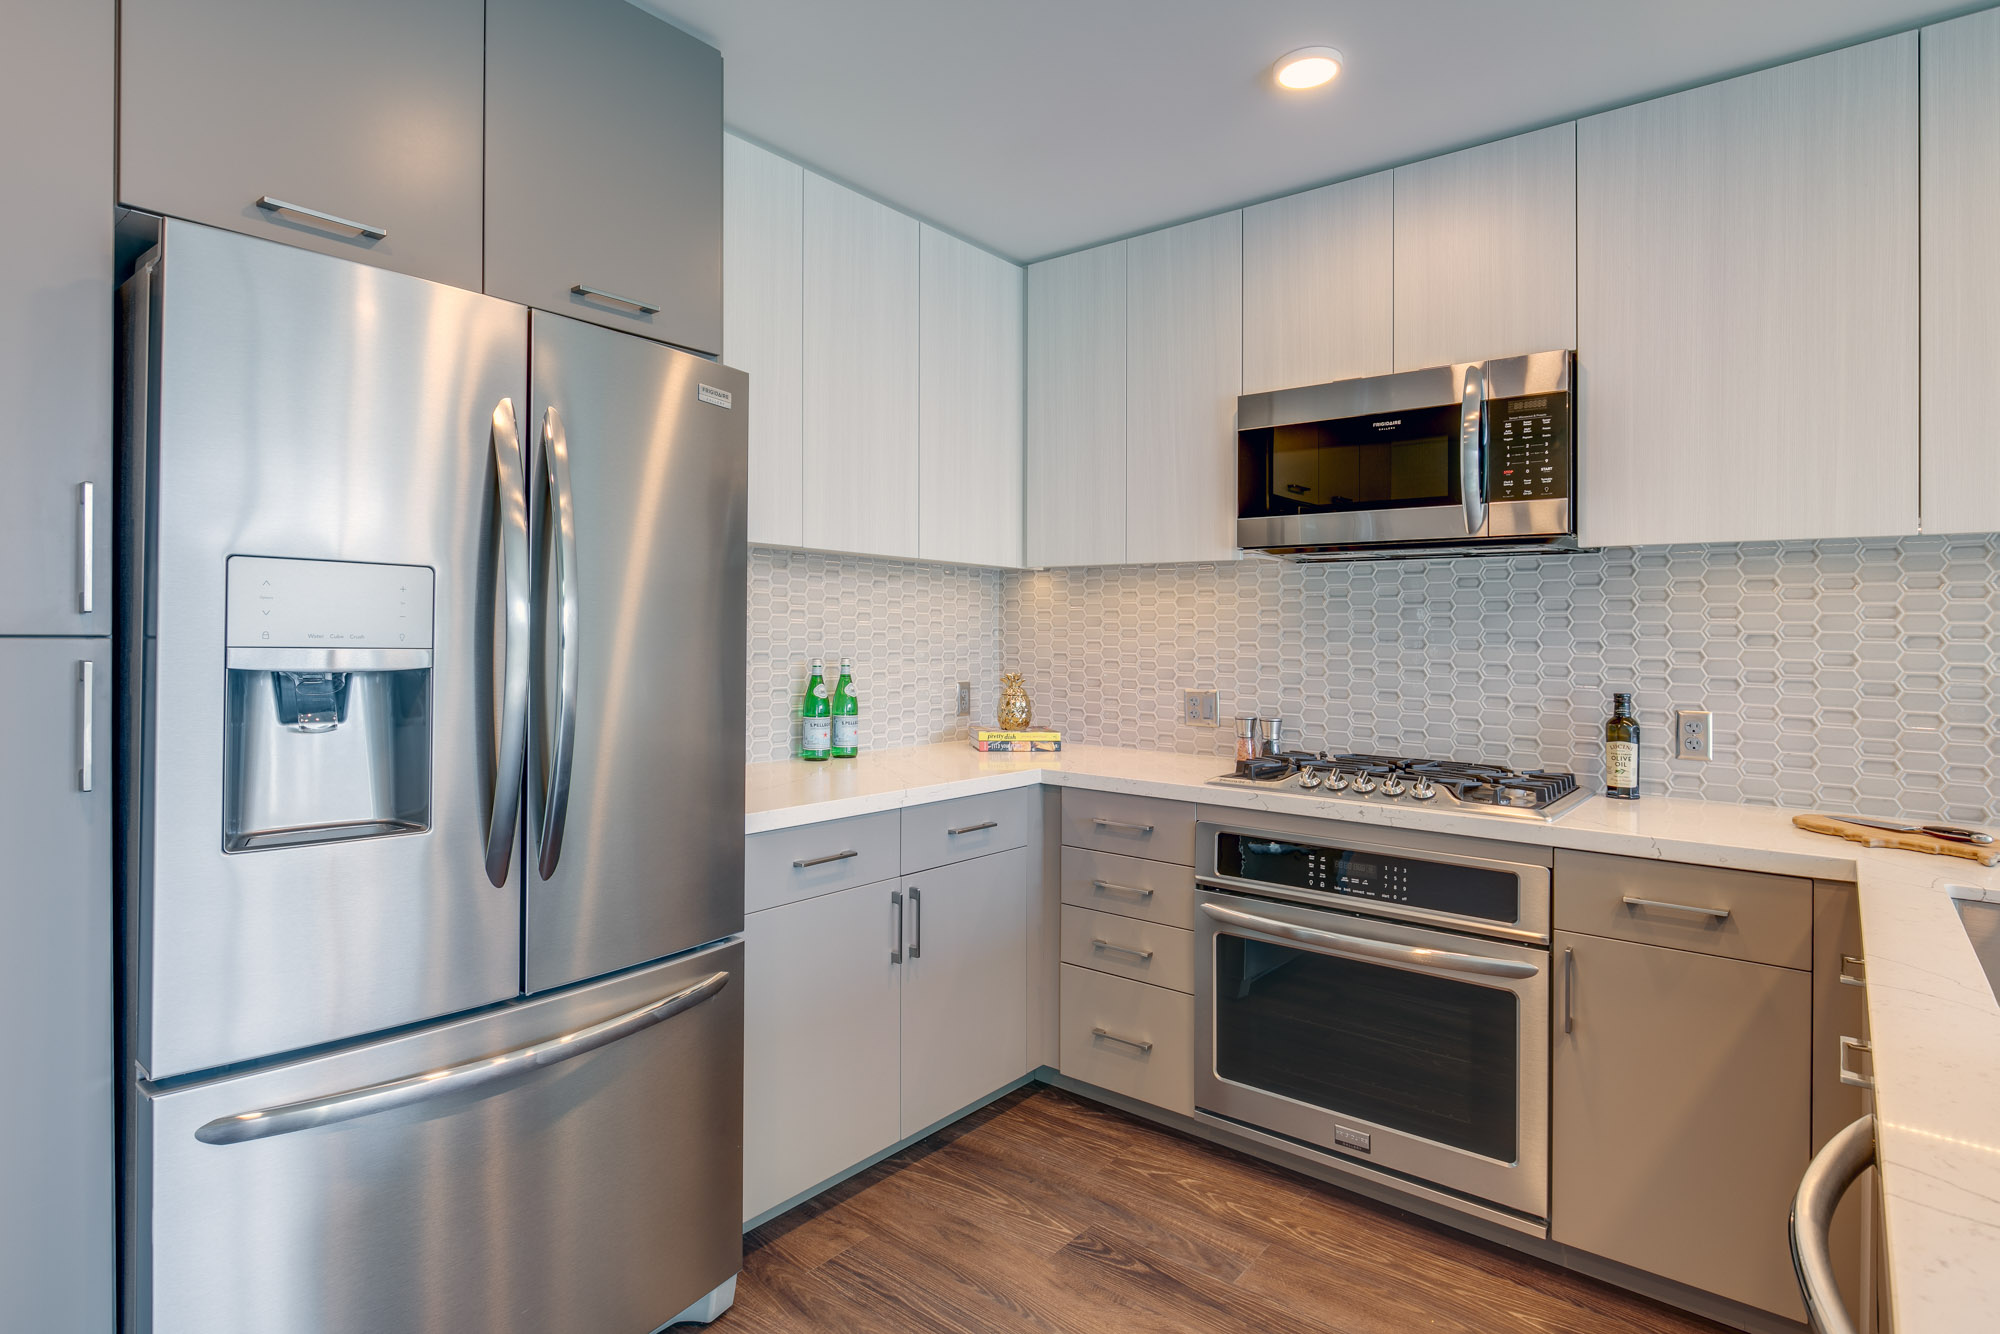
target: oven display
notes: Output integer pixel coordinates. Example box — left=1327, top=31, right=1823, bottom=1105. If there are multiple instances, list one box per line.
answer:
left=1216, top=834, right=1519, bottom=924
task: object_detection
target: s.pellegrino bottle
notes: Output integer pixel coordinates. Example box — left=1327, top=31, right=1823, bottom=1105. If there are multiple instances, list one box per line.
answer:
left=832, top=657, right=859, bottom=758
left=801, top=659, right=832, bottom=761
left=1605, top=692, right=1640, bottom=800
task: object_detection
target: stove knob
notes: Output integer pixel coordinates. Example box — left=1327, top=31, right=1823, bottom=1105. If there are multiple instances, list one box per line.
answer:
left=1410, top=778, right=1438, bottom=801
left=1297, top=767, right=1323, bottom=789
left=1323, top=772, right=1351, bottom=792
left=1380, top=776, right=1408, bottom=797
left=1350, top=774, right=1378, bottom=795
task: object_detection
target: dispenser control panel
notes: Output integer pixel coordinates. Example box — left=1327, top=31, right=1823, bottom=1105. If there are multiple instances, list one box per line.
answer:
left=226, top=556, right=434, bottom=649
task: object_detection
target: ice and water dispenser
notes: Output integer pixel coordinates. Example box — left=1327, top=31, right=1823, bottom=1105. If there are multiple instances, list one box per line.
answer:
left=223, top=556, right=434, bottom=851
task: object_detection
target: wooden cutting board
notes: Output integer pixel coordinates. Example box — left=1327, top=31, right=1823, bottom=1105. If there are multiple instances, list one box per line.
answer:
left=1793, top=813, right=2000, bottom=867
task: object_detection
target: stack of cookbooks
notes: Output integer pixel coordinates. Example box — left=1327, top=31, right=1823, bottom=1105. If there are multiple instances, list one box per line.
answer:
left=970, top=726, right=1063, bottom=752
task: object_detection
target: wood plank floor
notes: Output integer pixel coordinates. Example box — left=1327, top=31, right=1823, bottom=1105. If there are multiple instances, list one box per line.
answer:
left=719, top=1085, right=1737, bottom=1334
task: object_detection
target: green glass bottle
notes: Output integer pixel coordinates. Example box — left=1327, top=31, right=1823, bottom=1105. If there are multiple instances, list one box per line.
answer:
left=1605, top=692, right=1640, bottom=800
left=801, top=659, right=832, bottom=761
left=831, top=657, right=859, bottom=758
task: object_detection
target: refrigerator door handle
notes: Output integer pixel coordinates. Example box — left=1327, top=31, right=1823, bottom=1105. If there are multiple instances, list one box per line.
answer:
left=194, top=970, right=731, bottom=1145
left=536, top=404, right=581, bottom=880
left=484, top=399, right=532, bottom=886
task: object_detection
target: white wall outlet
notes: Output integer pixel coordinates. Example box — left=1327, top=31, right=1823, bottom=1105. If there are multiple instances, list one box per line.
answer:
left=956, top=681, right=972, bottom=717
left=1675, top=708, right=1713, bottom=761
left=1184, top=690, right=1219, bottom=726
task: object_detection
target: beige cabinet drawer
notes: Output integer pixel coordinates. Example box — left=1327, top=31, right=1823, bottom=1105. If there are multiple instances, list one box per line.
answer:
left=1060, top=847, right=1196, bottom=929
left=1060, top=790, right=1196, bottom=865
left=1058, top=964, right=1193, bottom=1114
left=745, top=811, right=901, bottom=913
left=901, top=788, right=1030, bottom=873
left=1554, top=849, right=1811, bottom=970
left=1060, top=906, right=1195, bottom=994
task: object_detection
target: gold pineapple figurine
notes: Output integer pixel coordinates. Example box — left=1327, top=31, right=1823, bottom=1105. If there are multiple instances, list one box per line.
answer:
left=997, top=673, right=1033, bottom=730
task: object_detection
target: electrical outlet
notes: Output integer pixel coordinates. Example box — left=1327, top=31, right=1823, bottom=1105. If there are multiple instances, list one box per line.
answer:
left=1675, top=708, right=1713, bottom=761
left=956, top=681, right=971, bottom=717
left=1184, top=690, right=1219, bottom=726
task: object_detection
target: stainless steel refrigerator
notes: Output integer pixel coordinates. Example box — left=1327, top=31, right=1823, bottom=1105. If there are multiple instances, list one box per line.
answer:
left=118, top=219, right=747, bottom=1334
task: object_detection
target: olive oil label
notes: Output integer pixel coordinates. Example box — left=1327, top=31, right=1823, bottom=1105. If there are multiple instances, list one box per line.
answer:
left=832, top=717, right=858, bottom=748
left=803, top=718, right=831, bottom=751
left=1606, top=741, right=1638, bottom=788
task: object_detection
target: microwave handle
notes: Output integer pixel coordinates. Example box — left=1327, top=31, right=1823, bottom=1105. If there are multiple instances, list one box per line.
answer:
left=1460, top=363, right=1487, bottom=536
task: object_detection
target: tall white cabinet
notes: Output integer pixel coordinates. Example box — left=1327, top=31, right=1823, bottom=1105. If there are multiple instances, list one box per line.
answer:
left=920, top=226, right=1023, bottom=567
left=1577, top=34, right=1919, bottom=548
left=724, top=136, right=805, bottom=548
left=1242, top=171, right=1395, bottom=395
left=1025, top=242, right=1128, bottom=567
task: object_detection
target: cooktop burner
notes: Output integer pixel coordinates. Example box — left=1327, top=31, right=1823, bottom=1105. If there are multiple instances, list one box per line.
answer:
left=1211, top=749, right=1589, bottom=822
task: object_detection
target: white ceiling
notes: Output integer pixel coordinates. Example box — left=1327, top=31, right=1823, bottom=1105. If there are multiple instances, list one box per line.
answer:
left=639, top=0, right=1982, bottom=263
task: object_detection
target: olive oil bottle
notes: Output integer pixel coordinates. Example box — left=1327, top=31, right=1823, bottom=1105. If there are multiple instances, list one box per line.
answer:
left=1605, top=692, right=1640, bottom=800
left=801, top=659, right=832, bottom=761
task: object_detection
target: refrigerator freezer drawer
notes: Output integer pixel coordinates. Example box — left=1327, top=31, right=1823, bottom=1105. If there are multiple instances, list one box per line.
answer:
left=128, top=940, right=743, bottom=1334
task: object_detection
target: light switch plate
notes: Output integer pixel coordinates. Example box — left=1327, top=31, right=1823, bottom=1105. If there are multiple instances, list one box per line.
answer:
left=1184, top=690, right=1219, bottom=726
left=956, top=681, right=971, bottom=716
left=1675, top=708, right=1713, bottom=761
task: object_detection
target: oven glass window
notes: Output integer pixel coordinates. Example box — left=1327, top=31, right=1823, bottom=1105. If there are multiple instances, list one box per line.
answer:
left=1214, top=933, right=1518, bottom=1162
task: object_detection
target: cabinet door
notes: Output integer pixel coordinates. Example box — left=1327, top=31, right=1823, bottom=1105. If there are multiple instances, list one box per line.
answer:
left=725, top=134, right=805, bottom=548
left=1553, top=931, right=1810, bottom=1318
left=1, top=0, right=110, bottom=635
left=0, top=639, right=113, bottom=1332
left=1393, top=124, right=1576, bottom=371
left=486, top=0, right=723, bottom=353
left=119, top=0, right=483, bottom=290
left=802, top=173, right=920, bottom=558
left=1919, top=9, right=2000, bottom=535
left=920, top=226, right=1024, bottom=567
left=1578, top=35, right=1918, bottom=547
left=899, top=849, right=1031, bottom=1134
left=743, top=881, right=902, bottom=1222
left=1125, top=211, right=1242, bottom=565
left=1242, top=171, right=1394, bottom=394
left=1025, top=242, right=1126, bottom=567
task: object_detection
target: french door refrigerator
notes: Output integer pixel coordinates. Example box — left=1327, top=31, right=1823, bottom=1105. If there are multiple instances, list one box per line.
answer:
left=119, top=219, right=747, bottom=1334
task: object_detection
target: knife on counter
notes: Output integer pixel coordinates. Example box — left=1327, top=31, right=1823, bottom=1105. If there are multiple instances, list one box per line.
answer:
left=1826, top=815, right=1994, bottom=845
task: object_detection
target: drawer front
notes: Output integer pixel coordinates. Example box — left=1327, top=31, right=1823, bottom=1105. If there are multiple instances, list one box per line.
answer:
left=745, top=811, right=902, bottom=913
left=1061, top=790, right=1196, bottom=865
left=1060, top=906, right=1194, bottom=994
left=1058, top=964, right=1193, bottom=1114
left=1554, top=849, right=1811, bottom=970
left=901, top=789, right=1030, bottom=872
left=1060, top=847, right=1197, bottom=929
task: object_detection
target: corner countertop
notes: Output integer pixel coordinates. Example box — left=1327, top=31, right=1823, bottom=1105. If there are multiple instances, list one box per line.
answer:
left=747, top=742, right=2000, bottom=1332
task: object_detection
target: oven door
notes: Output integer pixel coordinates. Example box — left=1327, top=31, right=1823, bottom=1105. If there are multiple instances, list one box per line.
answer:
left=1195, top=889, right=1549, bottom=1219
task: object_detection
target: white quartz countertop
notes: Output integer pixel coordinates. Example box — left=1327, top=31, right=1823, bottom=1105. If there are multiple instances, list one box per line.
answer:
left=745, top=742, right=2000, bottom=1331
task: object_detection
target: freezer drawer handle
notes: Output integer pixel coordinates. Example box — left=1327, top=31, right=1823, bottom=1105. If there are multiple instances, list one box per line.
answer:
left=193, top=970, right=730, bottom=1146
left=255, top=196, right=388, bottom=241
left=1789, top=1113, right=1875, bottom=1334
left=535, top=405, right=581, bottom=879
left=1200, top=902, right=1540, bottom=980
left=570, top=284, right=660, bottom=315
left=484, top=398, right=531, bottom=886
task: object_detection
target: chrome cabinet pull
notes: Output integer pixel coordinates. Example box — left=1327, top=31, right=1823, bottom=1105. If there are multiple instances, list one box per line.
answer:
left=77, top=482, right=93, bottom=614
left=1200, top=902, right=1540, bottom=980
left=1790, top=1113, right=1875, bottom=1334
left=1621, top=895, right=1731, bottom=921
left=1092, top=818, right=1154, bottom=835
left=76, top=660, right=94, bottom=793
left=890, top=890, right=904, bottom=964
left=255, top=195, right=388, bottom=240
left=196, top=971, right=729, bottom=1145
left=1838, top=1035, right=1874, bottom=1089
left=1091, top=1026, right=1153, bottom=1054
left=484, top=399, right=531, bottom=886
left=1460, top=362, right=1487, bottom=536
left=570, top=284, right=659, bottom=315
left=793, top=849, right=859, bottom=869
left=947, top=821, right=998, bottom=836
left=1563, top=946, right=1574, bottom=1034
left=1091, top=939, right=1154, bottom=963
left=1839, top=954, right=1866, bottom=989
left=909, top=887, right=923, bottom=959
left=1091, top=879, right=1154, bottom=900
left=535, top=405, right=581, bottom=880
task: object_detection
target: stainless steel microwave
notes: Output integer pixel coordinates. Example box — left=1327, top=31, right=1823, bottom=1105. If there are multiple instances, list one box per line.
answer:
left=1236, top=350, right=1576, bottom=560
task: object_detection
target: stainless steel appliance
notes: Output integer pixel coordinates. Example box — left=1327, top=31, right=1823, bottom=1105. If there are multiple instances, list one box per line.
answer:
left=1237, top=350, right=1576, bottom=559
left=1211, top=750, right=1592, bottom=823
left=118, top=219, right=748, bottom=1334
left=1194, top=814, right=1553, bottom=1228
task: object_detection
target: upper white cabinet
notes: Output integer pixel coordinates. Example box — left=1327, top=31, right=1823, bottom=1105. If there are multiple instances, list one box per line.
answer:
left=1919, top=10, right=2000, bottom=536
left=920, top=227, right=1024, bottom=567
left=1125, top=212, right=1243, bottom=566
left=1577, top=34, right=1919, bottom=548
left=1242, top=172, right=1395, bottom=394
left=724, top=136, right=805, bottom=548
left=1393, top=124, right=1577, bottom=371
left=802, top=174, right=921, bottom=559
left=1025, top=242, right=1128, bottom=567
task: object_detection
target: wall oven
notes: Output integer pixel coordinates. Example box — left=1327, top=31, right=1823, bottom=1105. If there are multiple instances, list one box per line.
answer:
left=1194, top=816, right=1551, bottom=1223
left=1236, top=349, right=1575, bottom=559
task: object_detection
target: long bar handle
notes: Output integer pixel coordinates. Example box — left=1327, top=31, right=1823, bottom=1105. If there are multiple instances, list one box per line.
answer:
left=1200, top=902, right=1540, bottom=980
left=196, top=971, right=730, bottom=1145
left=1091, top=880, right=1154, bottom=900
left=77, top=482, right=93, bottom=614
left=1092, top=939, right=1154, bottom=963
left=1789, top=1113, right=1874, bottom=1334
left=570, top=284, right=659, bottom=315
left=890, top=890, right=904, bottom=964
left=1838, top=955, right=1866, bottom=989
left=1092, top=818, right=1154, bottom=835
left=947, top=821, right=999, bottom=836
left=255, top=195, right=388, bottom=240
left=793, top=849, right=859, bottom=869
left=536, top=405, right=581, bottom=880
left=1621, top=895, right=1731, bottom=921
left=484, top=399, right=531, bottom=886
left=910, top=887, right=923, bottom=960
left=1091, top=1027, right=1153, bottom=1054
left=1563, top=946, right=1575, bottom=1034
left=76, top=660, right=94, bottom=793
left=1460, top=362, right=1488, bottom=536
left=1838, top=1035, right=1873, bottom=1089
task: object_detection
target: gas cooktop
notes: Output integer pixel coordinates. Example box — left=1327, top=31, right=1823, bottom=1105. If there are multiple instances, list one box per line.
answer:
left=1209, top=750, right=1592, bottom=823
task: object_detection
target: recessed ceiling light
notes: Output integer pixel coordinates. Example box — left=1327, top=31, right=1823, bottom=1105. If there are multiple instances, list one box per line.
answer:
left=1273, top=46, right=1344, bottom=91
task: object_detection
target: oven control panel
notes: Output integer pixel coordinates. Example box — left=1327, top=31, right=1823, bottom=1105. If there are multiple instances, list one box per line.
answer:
left=1217, top=833, right=1520, bottom=926
left=1488, top=392, right=1570, bottom=503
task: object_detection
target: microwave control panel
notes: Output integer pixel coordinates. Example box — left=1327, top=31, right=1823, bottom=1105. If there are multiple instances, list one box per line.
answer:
left=1488, top=392, right=1571, bottom=503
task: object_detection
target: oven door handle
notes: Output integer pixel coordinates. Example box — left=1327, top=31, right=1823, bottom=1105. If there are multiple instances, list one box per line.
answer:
left=1200, top=902, right=1539, bottom=980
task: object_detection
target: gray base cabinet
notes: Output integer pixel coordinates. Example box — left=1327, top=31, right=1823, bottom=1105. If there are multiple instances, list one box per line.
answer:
left=118, top=0, right=485, bottom=291
left=485, top=0, right=723, bottom=354
left=0, top=639, right=113, bottom=1332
